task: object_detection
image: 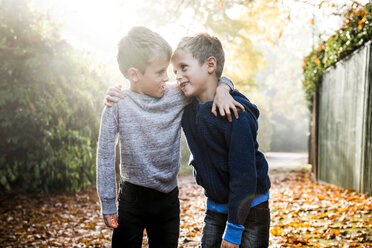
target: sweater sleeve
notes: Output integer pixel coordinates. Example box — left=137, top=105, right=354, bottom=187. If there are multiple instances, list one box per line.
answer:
left=223, top=111, right=257, bottom=244
left=96, top=104, right=119, bottom=215
left=219, top=76, right=234, bottom=91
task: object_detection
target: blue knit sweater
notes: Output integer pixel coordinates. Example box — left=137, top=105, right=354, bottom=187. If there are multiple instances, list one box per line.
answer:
left=181, top=90, right=271, bottom=244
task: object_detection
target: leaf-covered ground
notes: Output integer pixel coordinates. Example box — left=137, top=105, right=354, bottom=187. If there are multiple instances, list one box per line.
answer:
left=0, top=169, right=371, bottom=247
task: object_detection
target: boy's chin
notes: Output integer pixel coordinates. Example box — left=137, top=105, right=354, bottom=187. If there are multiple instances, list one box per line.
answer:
left=147, top=91, right=165, bottom=99
left=181, top=89, right=194, bottom=97
left=152, top=92, right=165, bottom=99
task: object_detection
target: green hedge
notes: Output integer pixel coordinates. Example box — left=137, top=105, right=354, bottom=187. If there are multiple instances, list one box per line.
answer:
left=303, top=2, right=372, bottom=104
left=0, top=0, right=108, bottom=192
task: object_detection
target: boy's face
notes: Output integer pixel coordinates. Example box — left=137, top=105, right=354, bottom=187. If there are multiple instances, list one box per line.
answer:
left=171, top=50, right=209, bottom=98
left=137, top=56, right=169, bottom=98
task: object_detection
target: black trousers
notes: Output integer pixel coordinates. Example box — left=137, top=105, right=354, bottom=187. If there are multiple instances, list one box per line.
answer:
left=112, top=181, right=180, bottom=248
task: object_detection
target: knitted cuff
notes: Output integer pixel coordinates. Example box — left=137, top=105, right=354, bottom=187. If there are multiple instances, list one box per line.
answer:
left=223, top=221, right=244, bottom=245
left=219, top=76, right=234, bottom=91
left=100, top=199, right=117, bottom=215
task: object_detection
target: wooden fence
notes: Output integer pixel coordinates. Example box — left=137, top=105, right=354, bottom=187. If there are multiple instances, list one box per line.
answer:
left=310, top=41, right=372, bottom=193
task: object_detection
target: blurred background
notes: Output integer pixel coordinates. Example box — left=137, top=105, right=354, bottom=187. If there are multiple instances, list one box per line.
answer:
left=0, top=0, right=369, bottom=193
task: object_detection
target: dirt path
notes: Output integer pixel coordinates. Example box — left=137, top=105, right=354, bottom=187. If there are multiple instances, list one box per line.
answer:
left=266, top=152, right=309, bottom=172
left=0, top=153, right=371, bottom=247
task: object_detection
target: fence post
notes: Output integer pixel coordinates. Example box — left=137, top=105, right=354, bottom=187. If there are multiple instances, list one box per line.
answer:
left=310, top=90, right=319, bottom=181
left=361, top=42, right=372, bottom=193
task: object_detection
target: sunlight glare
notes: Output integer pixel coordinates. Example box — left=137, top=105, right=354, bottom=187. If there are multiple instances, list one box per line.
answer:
left=34, top=0, right=141, bottom=63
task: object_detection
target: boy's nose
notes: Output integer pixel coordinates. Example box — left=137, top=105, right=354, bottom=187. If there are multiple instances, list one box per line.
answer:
left=176, top=71, right=183, bottom=81
left=163, top=72, right=169, bottom=82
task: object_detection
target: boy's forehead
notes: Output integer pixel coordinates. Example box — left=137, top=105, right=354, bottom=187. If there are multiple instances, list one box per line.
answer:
left=150, top=55, right=170, bottom=66
left=172, top=49, right=193, bottom=63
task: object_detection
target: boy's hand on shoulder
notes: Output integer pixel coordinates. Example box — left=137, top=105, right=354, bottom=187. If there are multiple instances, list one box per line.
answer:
left=103, top=213, right=119, bottom=228
left=212, top=84, right=245, bottom=122
left=221, top=240, right=239, bottom=248
left=104, top=84, right=126, bottom=108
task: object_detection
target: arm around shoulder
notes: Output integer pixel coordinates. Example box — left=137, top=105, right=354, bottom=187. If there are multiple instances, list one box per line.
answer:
left=219, top=76, right=234, bottom=91
left=213, top=78, right=245, bottom=121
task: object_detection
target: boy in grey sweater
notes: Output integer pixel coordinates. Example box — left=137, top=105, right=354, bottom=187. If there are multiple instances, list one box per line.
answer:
left=97, top=27, right=242, bottom=248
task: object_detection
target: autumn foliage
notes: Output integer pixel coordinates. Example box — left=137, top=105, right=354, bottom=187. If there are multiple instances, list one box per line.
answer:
left=269, top=171, right=372, bottom=247
left=302, top=1, right=372, bottom=103
left=1, top=169, right=370, bottom=247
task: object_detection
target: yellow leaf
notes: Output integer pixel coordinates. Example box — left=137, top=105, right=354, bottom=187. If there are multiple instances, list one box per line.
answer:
left=358, top=17, right=366, bottom=30
left=218, top=1, right=224, bottom=10
left=188, top=232, right=196, bottom=237
left=356, top=9, right=366, bottom=17
left=270, top=227, right=283, bottom=236
left=312, top=212, right=328, bottom=219
left=316, top=44, right=325, bottom=52
left=327, top=35, right=334, bottom=43
left=314, top=59, right=321, bottom=67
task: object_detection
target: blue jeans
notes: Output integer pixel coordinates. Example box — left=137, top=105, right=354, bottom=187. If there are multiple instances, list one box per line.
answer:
left=201, top=201, right=270, bottom=248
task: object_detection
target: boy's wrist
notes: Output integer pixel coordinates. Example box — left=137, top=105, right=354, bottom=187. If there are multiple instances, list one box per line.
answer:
left=218, top=76, right=234, bottom=91
left=100, top=199, right=117, bottom=215
left=216, top=83, right=231, bottom=93
left=223, top=221, right=244, bottom=245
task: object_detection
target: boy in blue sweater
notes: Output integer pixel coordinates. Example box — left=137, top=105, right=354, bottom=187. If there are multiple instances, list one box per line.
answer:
left=171, top=34, right=271, bottom=248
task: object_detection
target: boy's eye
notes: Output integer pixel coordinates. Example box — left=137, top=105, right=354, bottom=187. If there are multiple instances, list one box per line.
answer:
left=181, top=64, right=187, bottom=70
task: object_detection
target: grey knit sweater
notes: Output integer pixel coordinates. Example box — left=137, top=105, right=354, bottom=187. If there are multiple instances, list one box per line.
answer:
left=97, top=79, right=233, bottom=214
left=96, top=84, right=189, bottom=214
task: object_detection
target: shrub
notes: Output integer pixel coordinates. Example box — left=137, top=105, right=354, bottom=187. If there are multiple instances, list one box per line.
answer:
left=0, top=0, right=108, bottom=192
left=302, top=2, right=372, bottom=105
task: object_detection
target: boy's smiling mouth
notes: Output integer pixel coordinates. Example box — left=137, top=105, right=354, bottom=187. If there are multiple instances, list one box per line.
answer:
left=179, top=81, right=189, bottom=89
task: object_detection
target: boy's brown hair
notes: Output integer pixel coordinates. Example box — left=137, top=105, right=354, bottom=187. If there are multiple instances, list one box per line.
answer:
left=117, top=26, right=172, bottom=75
left=172, top=33, right=225, bottom=78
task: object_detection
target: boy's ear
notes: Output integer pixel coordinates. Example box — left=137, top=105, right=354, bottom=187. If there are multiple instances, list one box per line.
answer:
left=126, top=67, right=140, bottom=82
left=206, top=56, right=217, bottom=74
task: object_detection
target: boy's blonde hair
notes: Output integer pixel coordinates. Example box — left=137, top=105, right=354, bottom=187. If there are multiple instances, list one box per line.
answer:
left=117, top=26, right=172, bottom=75
left=173, top=33, right=225, bottom=78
